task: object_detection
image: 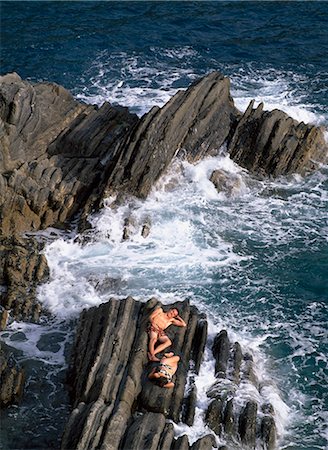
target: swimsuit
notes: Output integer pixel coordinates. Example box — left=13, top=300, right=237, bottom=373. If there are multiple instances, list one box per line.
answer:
left=147, top=323, right=167, bottom=337
left=158, top=363, right=173, bottom=382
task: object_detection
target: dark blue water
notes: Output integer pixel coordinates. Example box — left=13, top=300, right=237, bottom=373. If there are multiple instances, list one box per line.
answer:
left=1, top=2, right=327, bottom=449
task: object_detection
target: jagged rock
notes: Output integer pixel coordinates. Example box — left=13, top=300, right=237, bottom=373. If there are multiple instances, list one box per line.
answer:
left=210, top=169, right=242, bottom=197
left=261, top=415, right=276, bottom=450
left=222, top=398, right=234, bottom=435
left=228, top=100, right=328, bottom=177
left=0, top=73, right=138, bottom=236
left=2, top=72, right=326, bottom=238
left=0, top=343, right=25, bottom=407
left=238, top=400, right=257, bottom=448
left=0, top=236, right=49, bottom=326
left=242, top=353, right=259, bottom=389
left=182, top=381, right=197, bottom=426
left=122, top=215, right=137, bottom=240
left=207, top=330, right=278, bottom=450
left=212, top=330, right=230, bottom=378
left=62, top=297, right=207, bottom=450
left=191, top=434, right=217, bottom=450
left=141, top=219, right=151, bottom=238
left=232, top=342, right=243, bottom=385
left=0, top=307, right=9, bottom=330
left=104, top=71, right=240, bottom=198
left=205, top=398, right=223, bottom=435
left=191, top=314, right=208, bottom=373
left=172, top=434, right=190, bottom=450
left=158, top=422, right=175, bottom=450
left=121, top=412, right=166, bottom=450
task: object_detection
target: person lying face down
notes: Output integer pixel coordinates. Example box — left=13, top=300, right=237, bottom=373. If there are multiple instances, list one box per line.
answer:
left=147, top=307, right=186, bottom=361
left=148, top=353, right=180, bottom=389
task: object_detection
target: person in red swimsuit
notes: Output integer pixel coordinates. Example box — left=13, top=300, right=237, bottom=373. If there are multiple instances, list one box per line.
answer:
left=147, top=307, right=186, bottom=361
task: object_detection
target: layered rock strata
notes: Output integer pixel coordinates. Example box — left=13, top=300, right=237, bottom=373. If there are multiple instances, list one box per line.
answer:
left=0, top=72, right=138, bottom=236
left=228, top=100, right=327, bottom=177
left=62, top=298, right=279, bottom=450
left=205, top=330, right=277, bottom=450
left=104, top=71, right=240, bottom=198
left=1, top=72, right=327, bottom=239
left=0, top=343, right=25, bottom=407
left=0, top=236, right=49, bottom=328
left=61, top=296, right=208, bottom=450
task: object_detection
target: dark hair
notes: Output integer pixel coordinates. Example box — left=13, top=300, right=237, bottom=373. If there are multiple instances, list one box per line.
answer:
left=155, top=375, right=169, bottom=388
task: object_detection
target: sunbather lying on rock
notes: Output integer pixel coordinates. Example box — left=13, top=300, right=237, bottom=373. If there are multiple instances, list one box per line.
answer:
left=148, top=352, right=180, bottom=388
left=147, top=307, right=186, bottom=361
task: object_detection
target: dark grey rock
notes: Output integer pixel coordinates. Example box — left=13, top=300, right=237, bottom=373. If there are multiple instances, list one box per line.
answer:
left=62, top=297, right=207, bottom=450
left=238, top=400, right=257, bottom=448
left=104, top=71, right=240, bottom=198
left=205, top=398, right=223, bottom=435
left=242, top=353, right=259, bottom=389
left=261, top=415, right=276, bottom=450
left=182, top=381, right=197, bottom=426
left=228, top=100, right=328, bottom=177
left=232, top=342, right=243, bottom=385
left=122, top=412, right=166, bottom=450
left=212, top=330, right=230, bottom=378
left=192, top=315, right=208, bottom=374
left=0, top=73, right=138, bottom=236
left=222, top=398, right=234, bottom=436
left=158, top=422, right=175, bottom=450
left=191, top=434, right=217, bottom=450
left=172, top=434, right=190, bottom=450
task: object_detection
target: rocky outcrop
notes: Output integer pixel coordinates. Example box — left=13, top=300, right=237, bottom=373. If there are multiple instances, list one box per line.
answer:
left=0, top=236, right=49, bottom=327
left=61, top=297, right=208, bottom=450
left=103, top=71, right=240, bottom=198
left=205, top=330, right=277, bottom=450
left=1, top=72, right=326, bottom=237
left=0, top=343, right=25, bottom=407
left=228, top=100, right=327, bottom=177
left=61, top=298, right=279, bottom=450
left=0, top=72, right=138, bottom=236
left=210, top=169, right=242, bottom=197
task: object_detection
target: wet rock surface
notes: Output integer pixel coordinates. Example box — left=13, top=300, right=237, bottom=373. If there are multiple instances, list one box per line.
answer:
left=228, top=99, right=327, bottom=177
left=105, top=71, right=240, bottom=198
left=0, top=343, right=25, bottom=407
left=0, top=235, right=49, bottom=327
left=0, top=72, right=138, bottom=236
left=1, top=71, right=326, bottom=239
left=62, top=298, right=279, bottom=450
left=206, top=330, right=277, bottom=450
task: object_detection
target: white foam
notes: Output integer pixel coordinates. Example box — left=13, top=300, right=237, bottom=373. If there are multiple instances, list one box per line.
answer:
left=0, top=320, right=68, bottom=366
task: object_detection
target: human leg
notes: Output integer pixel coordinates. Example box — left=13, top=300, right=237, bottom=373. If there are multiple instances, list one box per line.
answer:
left=153, top=335, right=171, bottom=356
left=148, top=330, right=160, bottom=361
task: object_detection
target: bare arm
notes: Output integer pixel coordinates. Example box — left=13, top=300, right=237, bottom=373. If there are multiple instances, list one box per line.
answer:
left=148, top=368, right=157, bottom=380
left=164, top=381, right=175, bottom=389
left=171, top=316, right=186, bottom=327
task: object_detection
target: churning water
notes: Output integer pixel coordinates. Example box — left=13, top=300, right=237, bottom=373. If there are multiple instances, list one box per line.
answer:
left=1, top=2, right=327, bottom=449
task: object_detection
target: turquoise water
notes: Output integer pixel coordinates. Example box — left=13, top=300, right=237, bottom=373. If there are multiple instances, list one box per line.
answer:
left=0, top=2, right=327, bottom=449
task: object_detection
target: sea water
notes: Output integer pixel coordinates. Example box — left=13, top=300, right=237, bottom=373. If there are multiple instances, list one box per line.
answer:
left=0, top=2, right=327, bottom=449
